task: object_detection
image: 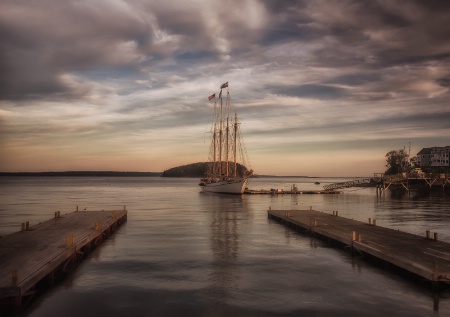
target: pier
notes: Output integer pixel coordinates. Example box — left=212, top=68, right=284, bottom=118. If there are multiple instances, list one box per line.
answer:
left=323, top=177, right=379, bottom=191
left=379, top=172, right=450, bottom=192
left=268, top=208, right=450, bottom=286
left=245, top=184, right=340, bottom=195
left=245, top=189, right=340, bottom=195
left=0, top=207, right=127, bottom=313
left=322, top=173, right=450, bottom=193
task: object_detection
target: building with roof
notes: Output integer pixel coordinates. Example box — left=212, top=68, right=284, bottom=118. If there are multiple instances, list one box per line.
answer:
left=416, top=146, right=450, bottom=167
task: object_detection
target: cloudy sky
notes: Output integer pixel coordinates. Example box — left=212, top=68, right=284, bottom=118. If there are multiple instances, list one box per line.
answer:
left=1, top=0, right=449, bottom=176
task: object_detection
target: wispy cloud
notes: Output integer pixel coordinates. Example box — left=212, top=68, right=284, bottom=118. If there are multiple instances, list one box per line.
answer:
left=1, top=0, right=449, bottom=176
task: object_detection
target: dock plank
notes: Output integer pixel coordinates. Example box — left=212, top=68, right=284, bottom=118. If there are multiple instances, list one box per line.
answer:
left=268, top=209, right=450, bottom=284
left=0, top=209, right=127, bottom=303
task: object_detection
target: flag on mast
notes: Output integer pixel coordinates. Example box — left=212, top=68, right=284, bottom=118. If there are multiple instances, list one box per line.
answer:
left=208, top=93, right=215, bottom=101
left=220, top=82, right=228, bottom=89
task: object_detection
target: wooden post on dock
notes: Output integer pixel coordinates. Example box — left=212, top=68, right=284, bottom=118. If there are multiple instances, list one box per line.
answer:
left=66, top=235, right=74, bottom=248
left=12, top=270, right=18, bottom=287
left=433, top=261, right=439, bottom=281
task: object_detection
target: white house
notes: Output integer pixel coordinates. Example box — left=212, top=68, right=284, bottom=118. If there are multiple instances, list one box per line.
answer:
left=416, top=146, right=450, bottom=167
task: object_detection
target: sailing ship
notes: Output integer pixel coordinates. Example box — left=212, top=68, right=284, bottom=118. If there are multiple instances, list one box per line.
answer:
left=199, top=82, right=253, bottom=194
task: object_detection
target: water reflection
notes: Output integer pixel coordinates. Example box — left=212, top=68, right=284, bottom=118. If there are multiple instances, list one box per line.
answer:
left=205, top=193, right=250, bottom=302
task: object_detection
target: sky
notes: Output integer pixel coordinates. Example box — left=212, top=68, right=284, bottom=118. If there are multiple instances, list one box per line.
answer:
left=1, top=0, right=450, bottom=177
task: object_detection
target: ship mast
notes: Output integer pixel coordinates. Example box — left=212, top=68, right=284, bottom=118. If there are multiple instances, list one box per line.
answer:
left=234, top=113, right=238, bottom=177
left=225, top=89, right=230, bottom=177
left=219, top=90, right=223, bottom=178
left=212, top=99, right=217, bottom=179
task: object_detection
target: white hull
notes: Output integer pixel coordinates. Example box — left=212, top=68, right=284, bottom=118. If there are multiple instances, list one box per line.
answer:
left=199, top=178, right=248, bottom=194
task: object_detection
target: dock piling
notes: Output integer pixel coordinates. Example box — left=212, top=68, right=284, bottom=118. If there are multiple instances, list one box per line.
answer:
left=66, top=235, right=74, bottom=248
left=12, top=270, right=18, bottom=287
left=434, top=261, right=439, bottom=281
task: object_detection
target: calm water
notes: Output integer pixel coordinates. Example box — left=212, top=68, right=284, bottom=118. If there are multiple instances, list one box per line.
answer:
left=0, top=176, right=449, bottom=317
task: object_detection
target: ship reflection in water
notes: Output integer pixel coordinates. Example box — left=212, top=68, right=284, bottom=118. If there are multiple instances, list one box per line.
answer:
left=207, top=193, right=248, bottom=307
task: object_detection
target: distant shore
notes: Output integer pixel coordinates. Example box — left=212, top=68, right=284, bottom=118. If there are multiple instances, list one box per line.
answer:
left=0, top=171, right=162, bottom=177
left=0, top=172, right=360, bottom=178
left=0, top=172, right=369, bottom=178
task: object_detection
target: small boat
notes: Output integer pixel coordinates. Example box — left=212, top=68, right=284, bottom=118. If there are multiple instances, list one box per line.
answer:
left=315, top=182, right=320, bottom=185
left=199, top=82, right=253, bottom=194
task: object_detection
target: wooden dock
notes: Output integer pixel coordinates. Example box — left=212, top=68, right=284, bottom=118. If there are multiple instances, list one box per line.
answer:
left=245, top=189, right=340, bottom=195
left=0, top=207, right=127, bottom=312
left=268, top=208, right=450, bottom=285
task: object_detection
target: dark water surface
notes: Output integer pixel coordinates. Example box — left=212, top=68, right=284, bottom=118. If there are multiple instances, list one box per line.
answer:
left=1, top=177, right=449, bottom=316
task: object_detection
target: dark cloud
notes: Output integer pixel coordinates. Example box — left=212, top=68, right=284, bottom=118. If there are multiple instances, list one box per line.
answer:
left=0, top=0, right=151, bottom=100
left=298, top=1, right=450, bottom=70
left=2, top=0, right=450, bottom=102
left=437, top=78, right=450, bottom=88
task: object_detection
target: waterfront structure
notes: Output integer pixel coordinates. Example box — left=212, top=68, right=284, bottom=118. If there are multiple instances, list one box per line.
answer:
left=268, top=208, right=450, bottom=286
left=416, top=146, right=450, bottom=167
left=0, top=207, right=127, bottom=312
